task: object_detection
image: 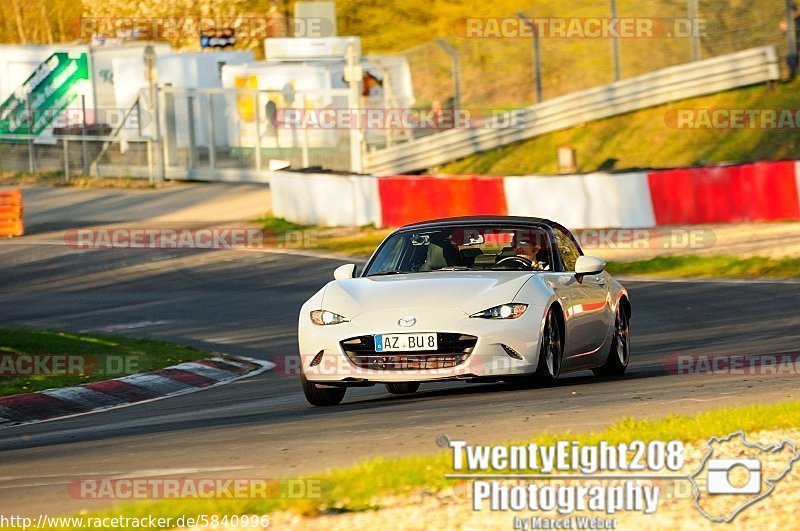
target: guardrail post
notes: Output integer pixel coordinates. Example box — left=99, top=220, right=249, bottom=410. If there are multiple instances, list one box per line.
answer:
left=187, top=94, right=196, bottom=169
left=81, top=94, right=89, bottom=176
left=147, top=138, right=154, bottom=182
left=27, top=140, right=35, bottom=174
left=206, top=94, right=216, bottom=171
left=254, top=91, right=262, bottom=171
left=26, top=95, right=34, bottom=173
left=62, top=138, right=70, bottom=181
left=299, top=93, right=310, bottom=167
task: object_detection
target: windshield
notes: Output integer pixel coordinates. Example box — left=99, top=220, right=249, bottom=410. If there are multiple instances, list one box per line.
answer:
left=364, top=225, right=555, bottom=276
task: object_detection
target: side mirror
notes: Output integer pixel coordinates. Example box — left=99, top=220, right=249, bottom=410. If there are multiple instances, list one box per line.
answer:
left=333, top=263, right=357, bottom=280
left=575, top=255, right=606, bottom=276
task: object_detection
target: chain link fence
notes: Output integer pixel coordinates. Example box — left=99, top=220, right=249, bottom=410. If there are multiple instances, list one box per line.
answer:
left=383, top=0, right=789, bottom=108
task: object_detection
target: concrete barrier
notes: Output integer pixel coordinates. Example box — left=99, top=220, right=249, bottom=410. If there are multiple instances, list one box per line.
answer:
left=269, top=171, right=381, bottom=227
left=504, top=172, right=655, bottom=229
left=377, top=175, right=507, bottom=227
left=647, top=161, right=800, bottom=224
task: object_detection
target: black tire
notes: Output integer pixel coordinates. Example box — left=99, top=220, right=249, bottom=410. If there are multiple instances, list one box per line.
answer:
left=593, top=304, right=630, bottom=376
left=301, top=374, right=346, bottom=406
left=533, top=308, right=563, bottom=386
left=385, top=382, right=420, bottom=395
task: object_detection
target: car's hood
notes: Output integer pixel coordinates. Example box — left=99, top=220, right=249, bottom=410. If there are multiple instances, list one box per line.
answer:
left=322, top=271, right=535, bottom=317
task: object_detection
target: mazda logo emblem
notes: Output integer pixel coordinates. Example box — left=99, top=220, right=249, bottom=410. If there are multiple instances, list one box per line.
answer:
left=398, top=317, right=416, bottom=327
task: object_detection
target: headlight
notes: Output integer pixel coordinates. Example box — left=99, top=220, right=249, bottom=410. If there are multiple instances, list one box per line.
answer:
left=310, top=310, right=348, bottom=325
left=470, top=303, right=528, bottom=319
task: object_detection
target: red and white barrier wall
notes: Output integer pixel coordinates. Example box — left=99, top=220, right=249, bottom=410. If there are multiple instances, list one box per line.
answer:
left=269, top=160, right=800, bottom=228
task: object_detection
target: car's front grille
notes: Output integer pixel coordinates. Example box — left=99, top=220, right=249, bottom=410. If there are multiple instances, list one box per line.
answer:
left=340, top=333, right=477, bottom=371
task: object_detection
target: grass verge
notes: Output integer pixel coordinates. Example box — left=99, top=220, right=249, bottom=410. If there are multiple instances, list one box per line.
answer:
left=255, top=215, right=390, bottom=257
left=312, top=231, right=389, bottom=256
left=252, top=214, right=310, bottom=237
left=438, top=78, right=800, bottom=175
left=607, top=255, right=800, bottom=279
left=0, top=328, right=211, bottom=397
left=58, top=400, right=800, bottom=530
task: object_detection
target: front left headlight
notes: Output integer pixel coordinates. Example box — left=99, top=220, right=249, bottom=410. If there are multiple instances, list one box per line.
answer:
left=310, top=310, right=349, bottom=325
left=470, top=303, right=528, bottom=319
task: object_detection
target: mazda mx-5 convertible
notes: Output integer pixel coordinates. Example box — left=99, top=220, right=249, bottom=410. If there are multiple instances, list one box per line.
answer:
left=298, top=216, right=631, bottom=406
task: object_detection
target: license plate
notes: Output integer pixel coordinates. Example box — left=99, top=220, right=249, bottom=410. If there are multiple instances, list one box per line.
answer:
left=375, top=333, right=438, bottom=352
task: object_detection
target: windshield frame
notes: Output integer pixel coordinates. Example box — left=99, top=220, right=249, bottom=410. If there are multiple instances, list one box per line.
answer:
left=361, top=220, right=565, bottom=277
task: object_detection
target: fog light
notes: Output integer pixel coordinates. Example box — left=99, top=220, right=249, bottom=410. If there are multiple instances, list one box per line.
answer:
left=501, top=344, right=524, bottom=360
left=310, top=350, right=324, bottom=367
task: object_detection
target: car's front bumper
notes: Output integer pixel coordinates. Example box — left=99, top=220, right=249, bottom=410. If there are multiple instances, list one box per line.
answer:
left=299, top=306, right=545, bottom=384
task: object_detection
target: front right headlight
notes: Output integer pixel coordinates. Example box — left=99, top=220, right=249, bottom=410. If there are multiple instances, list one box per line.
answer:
left=310, top=310, right=348, bottom=325
left=470, top=303, right=528, bottom=319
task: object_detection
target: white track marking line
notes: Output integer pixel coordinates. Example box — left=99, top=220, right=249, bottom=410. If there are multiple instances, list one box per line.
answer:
left=78, top=320, right=173, bottom=333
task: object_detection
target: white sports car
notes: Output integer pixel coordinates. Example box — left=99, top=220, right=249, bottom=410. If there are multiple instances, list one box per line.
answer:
left=298, top=216, right=631, bottom=406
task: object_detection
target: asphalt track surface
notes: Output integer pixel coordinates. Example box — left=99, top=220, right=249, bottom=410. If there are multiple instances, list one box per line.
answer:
left=1, top=205, right=799, bottom=517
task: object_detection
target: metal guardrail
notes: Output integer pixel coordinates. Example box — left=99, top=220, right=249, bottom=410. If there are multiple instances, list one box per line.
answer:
left=363, top=46, right=781, bottom=175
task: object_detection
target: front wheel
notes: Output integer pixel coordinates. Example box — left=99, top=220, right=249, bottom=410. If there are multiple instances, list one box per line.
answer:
left=385, top=382, right=420, bottom=395
left=301, top=374, right=346, bottom=406
left=532, top=308, right=563, bottom=386
left=593, top=304, right=630, bottom=376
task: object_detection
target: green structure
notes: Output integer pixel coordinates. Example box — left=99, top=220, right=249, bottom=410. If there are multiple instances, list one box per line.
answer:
left=0, top=52, right=90, bottom=136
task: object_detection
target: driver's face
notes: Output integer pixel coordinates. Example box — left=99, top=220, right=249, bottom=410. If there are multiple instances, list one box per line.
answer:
left=514, top=241, right=538, bottom=258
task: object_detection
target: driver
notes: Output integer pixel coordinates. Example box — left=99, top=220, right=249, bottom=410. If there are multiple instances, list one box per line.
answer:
left=512, top=238, right=547, bottom=271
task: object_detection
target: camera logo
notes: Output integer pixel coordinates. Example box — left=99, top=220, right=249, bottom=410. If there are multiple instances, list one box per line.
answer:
left=690, top=430, right=799, bottom=522
left=706, top=458, right=761, bottom=495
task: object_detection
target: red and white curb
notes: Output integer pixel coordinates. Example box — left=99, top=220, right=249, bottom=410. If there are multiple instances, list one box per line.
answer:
left=0, top=356, right=274, bottom=428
